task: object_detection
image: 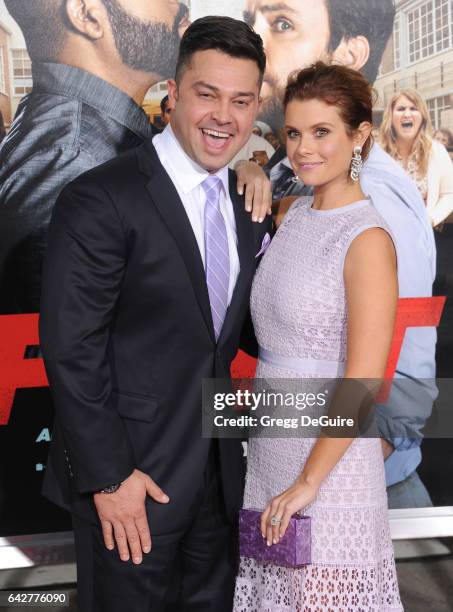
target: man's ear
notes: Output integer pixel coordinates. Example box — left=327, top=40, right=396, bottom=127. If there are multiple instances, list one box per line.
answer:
left=331, top=36, right=370, bottom=73
left=167, top=80, right=179, bottom=106
left=65, top=0, right=106, bottom=40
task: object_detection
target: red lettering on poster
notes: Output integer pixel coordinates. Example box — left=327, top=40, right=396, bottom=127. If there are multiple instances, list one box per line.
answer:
left=0, top=314, right=48, bottom=425
left=0, top=297, right=447, bottom=425
left=376, top=296, right=446, bottom=401
left=231, top=297, right=447, bottom=402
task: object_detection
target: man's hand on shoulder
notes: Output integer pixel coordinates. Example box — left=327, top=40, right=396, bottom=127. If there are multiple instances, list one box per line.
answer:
left=234, top=160, right=272, bottom=223
left=93, top=469, right=169, bottom=564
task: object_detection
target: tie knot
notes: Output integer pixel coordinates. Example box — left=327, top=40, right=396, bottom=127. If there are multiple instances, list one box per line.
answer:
left=202, top=175, right=222, bottom=200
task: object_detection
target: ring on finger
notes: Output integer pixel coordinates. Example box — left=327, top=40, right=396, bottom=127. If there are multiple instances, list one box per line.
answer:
left=270, top=515, right=282, bottom=526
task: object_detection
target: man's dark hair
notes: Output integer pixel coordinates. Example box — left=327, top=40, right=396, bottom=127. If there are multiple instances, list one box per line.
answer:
left=160, top=95, right=169, bottom=114
left=175, top=16, right=266, bottom=84
left=327, top=0, right=395, bottom=83
left=5, top=0, right=67, bottom=61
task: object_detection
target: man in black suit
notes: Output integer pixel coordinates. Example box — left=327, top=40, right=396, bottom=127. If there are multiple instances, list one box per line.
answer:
left=40, top=16, right=270, bottom=612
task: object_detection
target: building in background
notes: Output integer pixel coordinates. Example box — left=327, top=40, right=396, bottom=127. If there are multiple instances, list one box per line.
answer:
left=0, top=19, right=12, bottom=127
left=0, top=0, right=29, bottom=127
left=143, top=82, right=172, bottom=126
left=375, top=0, right=453, bottom=130
left=10, top=46, right=31, bottom=104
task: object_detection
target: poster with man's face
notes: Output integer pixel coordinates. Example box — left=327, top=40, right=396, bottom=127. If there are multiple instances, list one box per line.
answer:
left=0, top=0, right=452, bottom=539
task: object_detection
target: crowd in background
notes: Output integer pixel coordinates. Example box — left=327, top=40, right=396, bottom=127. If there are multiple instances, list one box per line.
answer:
left=155, top=89, right=453, bottom=226
left=379, top=89, right=453, bottom=228
left=149, top=88, right=452, bottom=236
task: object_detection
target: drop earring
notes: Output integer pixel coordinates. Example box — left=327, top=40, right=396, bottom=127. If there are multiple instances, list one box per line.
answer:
left=350, top=146, right=363, bottom=182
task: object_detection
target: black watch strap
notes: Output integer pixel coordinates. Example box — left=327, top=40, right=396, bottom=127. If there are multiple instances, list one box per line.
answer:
left=99, top=482, right=121, bottom=494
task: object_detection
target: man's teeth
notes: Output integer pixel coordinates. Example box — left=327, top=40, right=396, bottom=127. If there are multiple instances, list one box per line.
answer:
left=202, top=128, right=230, bottom=139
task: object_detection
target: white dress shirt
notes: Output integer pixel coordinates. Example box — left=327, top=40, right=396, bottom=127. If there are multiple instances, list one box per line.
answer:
left=153, top=125, right=240, bottom=304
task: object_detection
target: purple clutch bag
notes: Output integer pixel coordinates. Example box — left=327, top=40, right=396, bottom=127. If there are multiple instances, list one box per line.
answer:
left=239, top=508, right=311, bottom=568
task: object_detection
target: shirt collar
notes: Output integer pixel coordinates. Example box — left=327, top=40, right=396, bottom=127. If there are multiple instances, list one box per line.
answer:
left=156, top=125, right=230, bottom=198
left=32, top=61, right=153, bottom=139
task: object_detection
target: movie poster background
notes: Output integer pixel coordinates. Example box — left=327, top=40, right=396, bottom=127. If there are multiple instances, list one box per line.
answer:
left=0, top=0, right=452, bottom=537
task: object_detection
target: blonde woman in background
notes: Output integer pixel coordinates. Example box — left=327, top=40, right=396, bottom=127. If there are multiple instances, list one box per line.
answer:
left=380, top=89, right=453, bottom=228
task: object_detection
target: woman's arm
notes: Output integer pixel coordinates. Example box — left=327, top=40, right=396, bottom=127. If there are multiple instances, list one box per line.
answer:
left=261, top=227, right=398, bottom=545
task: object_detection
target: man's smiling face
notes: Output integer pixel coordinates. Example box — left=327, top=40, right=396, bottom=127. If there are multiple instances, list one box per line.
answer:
left=245, top=0, right=331, bottom=128
left=168, top=49, right=261, bottom=172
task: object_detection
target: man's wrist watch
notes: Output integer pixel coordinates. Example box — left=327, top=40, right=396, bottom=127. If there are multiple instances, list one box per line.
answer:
left=99, top=482, right=121, bottom=494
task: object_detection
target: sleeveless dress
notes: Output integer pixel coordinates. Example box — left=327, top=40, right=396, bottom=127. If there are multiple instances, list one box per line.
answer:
left=233, top=197, right=403, bottom=611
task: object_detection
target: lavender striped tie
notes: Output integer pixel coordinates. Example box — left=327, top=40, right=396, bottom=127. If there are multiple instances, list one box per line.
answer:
left=202, top=175, right=230, bottom=340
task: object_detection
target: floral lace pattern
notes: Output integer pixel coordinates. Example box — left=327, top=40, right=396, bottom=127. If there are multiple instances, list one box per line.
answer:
left=235, top=558, right=402, bottom=611
left=233, top=198, right=403, bottom=611
left=249, top=198, right=393, bottom=363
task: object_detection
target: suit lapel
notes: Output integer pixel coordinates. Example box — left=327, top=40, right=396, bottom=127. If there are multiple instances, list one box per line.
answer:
left=217, top=172, right=255, bottom=345
left=137, top=140, right=216, bottom=343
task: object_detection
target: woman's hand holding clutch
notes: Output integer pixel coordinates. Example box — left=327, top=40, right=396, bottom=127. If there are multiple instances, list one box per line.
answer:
left=261, top=477, right=318, bottom=547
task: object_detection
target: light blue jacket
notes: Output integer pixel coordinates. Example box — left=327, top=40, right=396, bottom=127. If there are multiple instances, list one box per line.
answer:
left=361, top=144, right=437, bottom=486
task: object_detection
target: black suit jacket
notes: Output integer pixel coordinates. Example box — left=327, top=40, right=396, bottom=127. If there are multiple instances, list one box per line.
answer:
left=39, top=138, right=271, bottom=534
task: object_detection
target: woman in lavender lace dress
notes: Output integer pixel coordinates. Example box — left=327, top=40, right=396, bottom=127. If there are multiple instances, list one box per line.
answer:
left=234, top=63, right=403, bottom=611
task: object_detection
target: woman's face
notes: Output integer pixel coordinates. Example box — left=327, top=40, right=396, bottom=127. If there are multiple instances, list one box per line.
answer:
left=285, top=98, right=362, bottom=188
left=391, top=95, right=423, bottom=145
